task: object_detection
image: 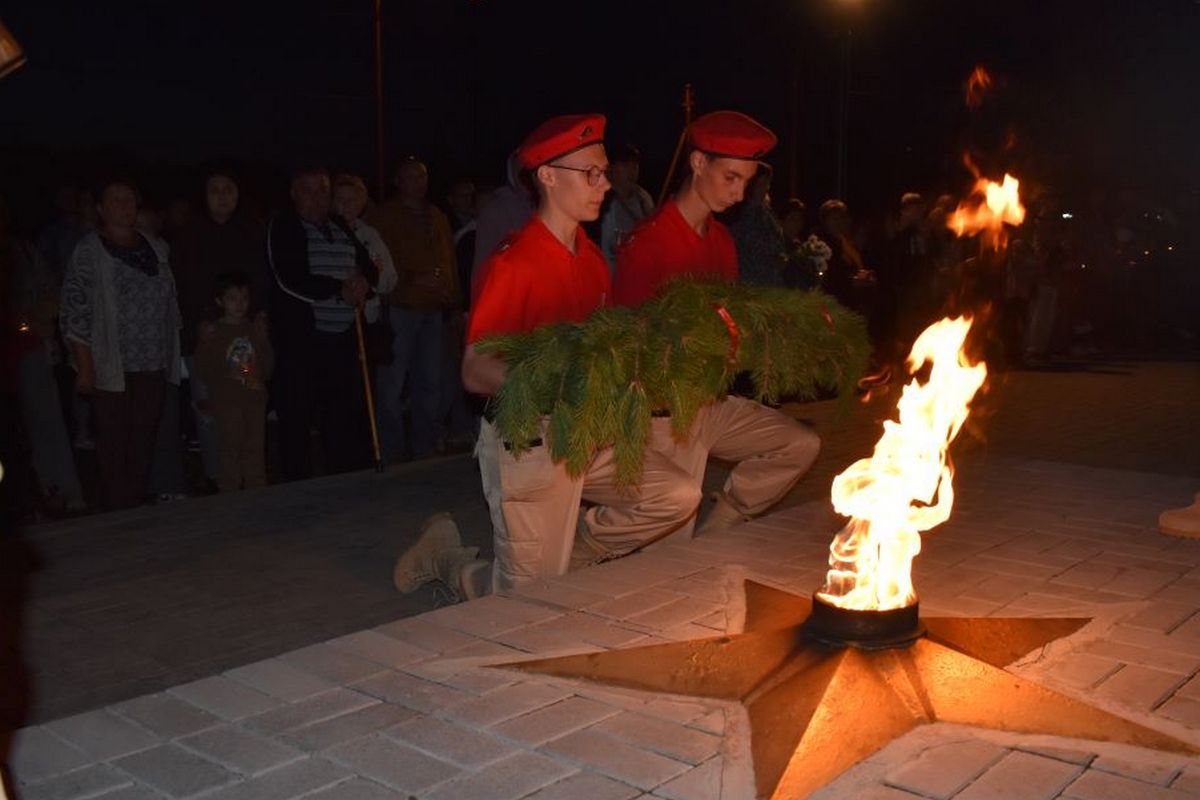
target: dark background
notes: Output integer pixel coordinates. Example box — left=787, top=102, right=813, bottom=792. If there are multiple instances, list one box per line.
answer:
left=1, top=0, right=1196, bottom=223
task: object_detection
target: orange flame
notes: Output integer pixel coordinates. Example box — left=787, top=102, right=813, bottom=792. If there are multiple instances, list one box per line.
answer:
left=965, top=65, right=992, bottom=109
left=819, top=317, right=987, bottom=611
left=948, top=172, right=1026, bottom=251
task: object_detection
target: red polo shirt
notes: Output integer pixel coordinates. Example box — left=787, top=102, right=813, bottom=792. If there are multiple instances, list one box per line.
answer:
left=467, top=217, right=610, bottom=344
left=613, top=200, right=739, bottom=306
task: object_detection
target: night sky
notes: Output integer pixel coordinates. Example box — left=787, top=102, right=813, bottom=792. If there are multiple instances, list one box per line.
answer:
left=1, top=0, right=1196, bottom=216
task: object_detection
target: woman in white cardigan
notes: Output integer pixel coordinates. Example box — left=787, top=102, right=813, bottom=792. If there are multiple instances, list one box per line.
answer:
left=60, top=178, right=181, bottom=509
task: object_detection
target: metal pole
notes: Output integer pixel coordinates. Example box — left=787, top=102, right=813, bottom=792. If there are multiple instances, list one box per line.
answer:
left=835, top=27, right=852, bottom=201
left=373, top=0, right=385, bottom=200
left=789, top=62, right=799, bottom=198
left=656, top=84, right=696, bottom=207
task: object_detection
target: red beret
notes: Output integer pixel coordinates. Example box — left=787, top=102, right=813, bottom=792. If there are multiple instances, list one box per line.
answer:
left=688, top=110, right=777, bottom=160
left=517, top=114, right=607, bottom=170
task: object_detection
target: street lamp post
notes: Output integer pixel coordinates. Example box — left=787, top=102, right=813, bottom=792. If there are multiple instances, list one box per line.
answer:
left=834, top=24, right=852, bottom=201
left=373, top=0, right=385, bottom=200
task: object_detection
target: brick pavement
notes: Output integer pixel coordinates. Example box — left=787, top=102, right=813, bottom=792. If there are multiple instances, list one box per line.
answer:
left=4, top=360, right=1199, bottom=797
left=8, top=446, right=1200, bottom=798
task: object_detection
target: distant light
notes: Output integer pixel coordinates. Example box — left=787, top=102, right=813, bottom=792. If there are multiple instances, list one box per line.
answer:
left=0, top=17, right=25, bottom=79
left=1144, top=250, right=1151, bottom=256
left=1168, top=245, right=1175, bottom=251
left=1061, top=212, right=1073, bottom=219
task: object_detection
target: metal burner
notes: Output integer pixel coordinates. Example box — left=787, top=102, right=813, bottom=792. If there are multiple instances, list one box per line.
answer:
left=803, top=593, right=924, bottom=649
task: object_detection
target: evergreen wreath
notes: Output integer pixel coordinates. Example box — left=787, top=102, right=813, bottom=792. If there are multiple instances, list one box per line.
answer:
left=474, top=281, right=870, bottom=485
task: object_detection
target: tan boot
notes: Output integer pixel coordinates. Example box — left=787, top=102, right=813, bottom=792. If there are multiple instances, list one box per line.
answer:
left=393, top=513, right=463, bottom=593
left=696, top=494, right=747, bottom=536
left=1160, top=493, right=1200, bottom=539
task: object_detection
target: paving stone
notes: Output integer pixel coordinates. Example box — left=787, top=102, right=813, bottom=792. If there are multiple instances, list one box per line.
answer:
left=325, top=735, right=460, bottom=794
left=1052, top=562, right=1122, bottom=590
left=818, top=787, right=924, bottom=800
left=280, top=702, right=417, bottom=752
left=690, top=709, right=726, bottom=736
left=7, top=727, right=90, bottom=784
left=443, top=681, right=573, bottom=726
left=421, top=595, right=562, bottom=639
left=167, top=676, right=282, bottom=721
left=242, top=689, right=379, bottom=736
left=194, top=756, right=352, bottom=800
left=373, top=617, right=480, bottom=655
left=494, top=696, right=622, bottom=745
left=594, top=712, right=722, bottom=765
left=17, top=764, right=132, bottom=800
left=280, top=643, right=389, bottom=684
left=113, top=693, right=221, bottom=739
left=1123, top=603, right=1197, bottom=633
left=1108, top=626, right=1200, bottom=658
left=625, top=598, right=724, bottom=631
left=1095, top=664, right=1187, bottom=711
left=522, top=771, right=643, bottom=800
left=1091, top=755, right=1183, bottom=787
left=384, top=715, right=518, bottom=767
left=89, top=786, right=168, bottom=800
left=653, top=756, right=722, bottom=800
left=1170, top=767, right=1200, bottom=795
left=425, top=750, right=576, bottom=800
left=224, top=658, right=337, bottom=701
left=1103, top=568, right=1182, bottom=598
left=302, top=777, right=405, bottom=799
left=1063, top=768, right=1196, bottom=799
left=1159, top=694, right=1200, bottom=726
left=325, top=629, right=431, bottom=668
left=587, top=589, right=687, bottom=621
left=1082, top=640, right=1199, bottom=675
left=884, top=739, right=1007, bottom=799
left=400, top=658, right=520, bottom=695
left=179, top=725, right=304, bottom=775
left=960, top=575, right=1045, bottom=605
left=542, top=728, right=691, bottom=790
left=112, top=743, right=237, bottom=798
left=1045, top=653, right=1124, bottom=689
left=955, top=750, right=1082, bottom=799
left=352, top=668, right=472, bottom=713
left=1015, top=745, right=1097, bottom=766
left=47, top=709, right=161, bottom=761
left=513, top=578, right=614, bottom=610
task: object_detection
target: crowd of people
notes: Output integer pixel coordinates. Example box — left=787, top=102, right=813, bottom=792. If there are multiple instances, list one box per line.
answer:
left=0, top=114, right=1191, bottom=525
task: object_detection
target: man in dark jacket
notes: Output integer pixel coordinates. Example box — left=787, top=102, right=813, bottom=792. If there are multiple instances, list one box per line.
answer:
left=268, top=166, right=377, bottom=480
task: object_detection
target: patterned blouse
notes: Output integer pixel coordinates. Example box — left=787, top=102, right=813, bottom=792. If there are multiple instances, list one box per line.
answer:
left=61, top=234, right=175, bottom=373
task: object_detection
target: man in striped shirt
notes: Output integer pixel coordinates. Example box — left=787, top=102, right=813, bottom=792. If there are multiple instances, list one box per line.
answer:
left=268, top=166, right=378, bottom=480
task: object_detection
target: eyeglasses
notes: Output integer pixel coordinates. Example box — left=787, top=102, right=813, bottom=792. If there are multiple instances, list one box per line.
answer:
left=547, top=163, right=611, bottom=187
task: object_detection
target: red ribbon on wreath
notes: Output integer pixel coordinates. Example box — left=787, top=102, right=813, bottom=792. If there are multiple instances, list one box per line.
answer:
left=712, top=303, right=740, bottom=364
left=819, top=304, right=836, bottom=333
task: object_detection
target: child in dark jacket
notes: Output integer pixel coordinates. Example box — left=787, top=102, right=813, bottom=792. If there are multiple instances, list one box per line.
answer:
left=195, top=272, right=274, bottom=491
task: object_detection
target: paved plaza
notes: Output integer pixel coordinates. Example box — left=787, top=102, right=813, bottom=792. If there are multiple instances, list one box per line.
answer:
left=4, top=361, right=1199, bottom=799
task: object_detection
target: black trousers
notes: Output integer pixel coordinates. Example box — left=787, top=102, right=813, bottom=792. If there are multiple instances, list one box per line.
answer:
left=92, top=371, right=165, bottom=509
left=273, top=329, right=371, bottom=481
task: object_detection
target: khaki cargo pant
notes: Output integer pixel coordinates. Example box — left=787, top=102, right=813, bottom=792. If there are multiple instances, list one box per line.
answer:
left=477, top=420, right=701, bottom=593
left=650, top=396, right=821, bottom=540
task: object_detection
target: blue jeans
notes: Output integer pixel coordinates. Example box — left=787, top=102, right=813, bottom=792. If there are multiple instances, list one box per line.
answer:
left=376, top=306, right=443, bottom=460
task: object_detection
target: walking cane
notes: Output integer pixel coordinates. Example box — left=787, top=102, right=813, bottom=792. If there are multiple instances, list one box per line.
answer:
left=656, top=83, right=696, bottom=207
left=353, top=307, right=385, bottom=472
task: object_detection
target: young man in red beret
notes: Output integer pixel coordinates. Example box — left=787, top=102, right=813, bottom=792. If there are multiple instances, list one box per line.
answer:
left=614, top=110, right=822, bottom=538
left=393, top=114, right=700, bottom=599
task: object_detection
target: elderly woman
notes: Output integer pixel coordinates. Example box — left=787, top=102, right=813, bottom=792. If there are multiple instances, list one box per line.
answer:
left=61, top=178, right=181, bottom=509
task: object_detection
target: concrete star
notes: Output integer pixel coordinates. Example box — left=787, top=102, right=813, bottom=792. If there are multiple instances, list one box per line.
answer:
left=502, top=581, right=1199, bottom=799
